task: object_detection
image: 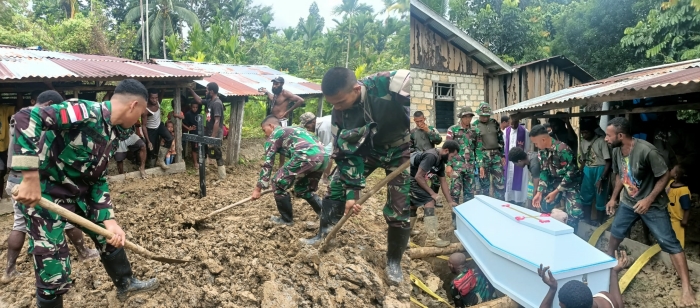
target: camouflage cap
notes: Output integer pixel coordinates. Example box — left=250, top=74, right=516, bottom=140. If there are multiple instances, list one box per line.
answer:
left=299, top=112, right=316, bottom=126
left=476, top=102, right=492, bottom=116
left=457, top=107, right=475, bottom=118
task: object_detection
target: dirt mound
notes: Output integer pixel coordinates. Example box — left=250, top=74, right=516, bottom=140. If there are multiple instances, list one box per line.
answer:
left=0, top=140, right=410, bottom=307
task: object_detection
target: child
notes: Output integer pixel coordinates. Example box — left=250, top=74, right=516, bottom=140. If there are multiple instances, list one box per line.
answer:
left=539, top=250, right=627, bottom=308
left=162, top=121, right=177, bottom=165
left=667, top=164, right=691, bottom=248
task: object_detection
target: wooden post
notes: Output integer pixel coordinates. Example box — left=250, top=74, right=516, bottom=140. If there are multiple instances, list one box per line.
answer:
left=317, top=95, right=324, bottom=117
left=226, top=96, right=245, bottom=165
left=173, top=87, right=183, bottom=163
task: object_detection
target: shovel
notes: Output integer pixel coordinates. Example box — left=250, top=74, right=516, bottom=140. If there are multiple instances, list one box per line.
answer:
left=12, top=186, right=191, bottom=264
left=319, top=159, right=410, bottom=252
left=189, top=189, right=273, bottom=226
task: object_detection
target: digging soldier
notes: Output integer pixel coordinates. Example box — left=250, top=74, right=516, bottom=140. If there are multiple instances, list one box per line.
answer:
left=442, top=107, right=477, bottom=229
left=473, top=102, right=505, bottom=199
left=251, top=116, right=328, bottom=225
left=12, top=79, right=159, bottom=307
left=301, top=67, right=411, bottom=285
left=2, top=91, right=99, bottom=285
left=529, top=124, right=583, bottom=231
left=408, top=140, right=460, bottom=247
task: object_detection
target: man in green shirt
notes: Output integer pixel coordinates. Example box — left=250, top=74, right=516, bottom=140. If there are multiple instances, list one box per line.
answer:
left=604, top=117, right=695, bottom=306
left=410, top=110, right=443, bottom=207
left=12, top=79, right=159, bottom=307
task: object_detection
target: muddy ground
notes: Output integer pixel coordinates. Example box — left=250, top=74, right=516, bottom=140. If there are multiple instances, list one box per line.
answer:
left=410, top=200, right=700, bottom=308
left=0, top=138, right=410, bottom=307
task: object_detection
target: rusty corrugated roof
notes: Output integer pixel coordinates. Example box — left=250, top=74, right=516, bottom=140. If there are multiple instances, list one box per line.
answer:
left=0, top=45, right=208, bottom=81
left=493, top=59, right=700, bottom=114
left=153, top=59, right=322, bottom=97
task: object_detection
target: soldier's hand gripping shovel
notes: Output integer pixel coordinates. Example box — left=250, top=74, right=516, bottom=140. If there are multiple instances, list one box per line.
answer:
left=319, top=159, right=410, bottom=252
left=12, top=186, right=191, bottom=264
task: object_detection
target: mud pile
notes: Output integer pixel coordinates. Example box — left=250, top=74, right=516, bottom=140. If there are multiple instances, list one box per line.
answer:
left=0, top=140, right=410, bottom=307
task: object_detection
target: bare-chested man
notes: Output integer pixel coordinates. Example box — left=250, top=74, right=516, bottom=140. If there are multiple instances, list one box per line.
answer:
left=258, top=77, right=305, bottom=127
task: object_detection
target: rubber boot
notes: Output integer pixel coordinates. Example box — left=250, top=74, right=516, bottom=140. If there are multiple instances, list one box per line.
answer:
left=36, top=292, right=63, bottom=308
left=100, top=248, right=159, bottom=302
left=217, top=166, right=226, bottom=180
left=304, top=194, right=322, bottom=216
left=271, top=194, right=294, bottom=225
left=156, top=147, right=170, bottom=170
left=424, top=215, right=450, bottom=247
left=386, top=227, right=410, bottom=285
left=300, top=198, right=344, bottom=245
left=409, top=216, right=420, bottom=236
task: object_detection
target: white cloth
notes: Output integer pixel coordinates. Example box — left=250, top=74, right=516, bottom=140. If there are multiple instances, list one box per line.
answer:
left=117, top=133, right=142, bottom=153
left=593, top=292, right=615, bottom=308
left=315, top=115, right=333, bottom=146
left=504, top=126, right=531, bottom=203
left=146, top=103, right=161, bottom=129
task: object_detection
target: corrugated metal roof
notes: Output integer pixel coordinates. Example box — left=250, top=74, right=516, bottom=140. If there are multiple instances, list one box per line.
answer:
left=153, top=59, right=322, bottom=97
left=410, top=0, right=513, bottom=76
left=493, top=59, right=700, bottom=114
left=0, top=46, right=209, bottom=81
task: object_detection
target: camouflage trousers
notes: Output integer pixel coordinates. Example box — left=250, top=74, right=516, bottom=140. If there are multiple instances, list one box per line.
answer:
left=273, top=156, right=328, bottom=199
left=327, top=144, right=410, bottom=228
left=18, top=182, right=117, bottom=297
left=449, top=169, right=475, bottom=204
left=478, top=149, right=505, bottom=199
left=540, top=186, right=583, bottom=229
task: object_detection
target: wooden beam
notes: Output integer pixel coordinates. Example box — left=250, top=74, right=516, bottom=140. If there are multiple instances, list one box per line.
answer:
left=466, top=49, right=480, bottom=57
left=226, top=96, right=245, bottom=165
left=512, top=102, right=700, bottom=119
left=446, top=33, right=458, bottom=41
left=173, top=87, right=183, bottom=163
left=317, top=95, right=324, bottom=117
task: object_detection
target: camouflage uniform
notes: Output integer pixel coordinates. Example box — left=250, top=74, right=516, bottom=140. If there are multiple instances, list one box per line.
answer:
left=12, top=99, right=153, bottom=298
left=329, top=70, right=411, bottom=228
left=473, top=103, right=505, bottom=199
left=537, top=137, right=583, bottom=229
left=257, top=126, right=328, bottom=199
left=445, top=108, right=477, bottom=204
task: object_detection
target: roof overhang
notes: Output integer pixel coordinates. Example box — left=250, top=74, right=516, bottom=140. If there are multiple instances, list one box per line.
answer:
left=410, top=0, right=513, bottom=76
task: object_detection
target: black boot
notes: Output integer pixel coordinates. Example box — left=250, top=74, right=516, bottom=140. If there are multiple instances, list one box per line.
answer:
left=386, top=226, right=411, bottom=285
left=305, top=194, right=322, bottom=216
left=101, top=248, right=159, bottom=302
left=271, top=194, right=294, bottom=225
left=300, top=197, right=344, bottom=245
left=36, top=292, right=63, bottom=308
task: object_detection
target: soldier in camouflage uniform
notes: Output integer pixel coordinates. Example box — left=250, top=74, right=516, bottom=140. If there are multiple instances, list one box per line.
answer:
left=301, top=67, right=411, bottom=285
left=441, top=107, right=478, bottom=229
left=529, top=124, right=583, bottom=231
left=473, top=102, right=505, bottom=199
left=251, top=116, right=328, bottom=225
left=12, top=79, right=159, bottom=307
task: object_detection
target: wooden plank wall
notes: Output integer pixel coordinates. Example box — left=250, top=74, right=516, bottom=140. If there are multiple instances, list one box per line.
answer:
left=490, top=62, right=586, bottom=131
left=410, top=16, right=485, bottom=75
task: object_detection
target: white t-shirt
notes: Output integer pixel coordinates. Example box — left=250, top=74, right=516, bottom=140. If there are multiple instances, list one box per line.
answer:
left=315, top=115, right=333, bottom=146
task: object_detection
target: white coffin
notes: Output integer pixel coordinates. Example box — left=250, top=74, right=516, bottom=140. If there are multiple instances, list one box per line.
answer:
left=453, top=195, right=617, bottom=308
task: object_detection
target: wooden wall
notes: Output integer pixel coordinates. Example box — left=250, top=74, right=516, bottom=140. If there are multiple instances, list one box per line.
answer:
left=489, top=62, right=587, bottom=130
left=411, top=16, right=485, bottom=75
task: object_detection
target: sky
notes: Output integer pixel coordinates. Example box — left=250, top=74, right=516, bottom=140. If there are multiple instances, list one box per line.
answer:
left=251, top=0, right=388, bottom=31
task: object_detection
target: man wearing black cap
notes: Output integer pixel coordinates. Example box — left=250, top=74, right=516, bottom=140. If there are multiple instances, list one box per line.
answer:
left=258, top=77, right=305, bottom=127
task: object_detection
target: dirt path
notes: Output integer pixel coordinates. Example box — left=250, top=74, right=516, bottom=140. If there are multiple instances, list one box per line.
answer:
left=0, top=138, right=410, bottom=307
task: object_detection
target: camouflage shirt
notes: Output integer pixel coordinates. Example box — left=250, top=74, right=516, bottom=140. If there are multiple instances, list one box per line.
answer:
left=472, top=118, right=504, bottom=165
left=12, top=99, right=133, bottom=222
left=257, top=126, right=325, bottom=189
left=538, top=137, right=580, bottom=193
left=445, top=124, right=477, bottom=171
left=410, top=125, right=442, bottom=152
left=331, top=70, right=410, bottom=200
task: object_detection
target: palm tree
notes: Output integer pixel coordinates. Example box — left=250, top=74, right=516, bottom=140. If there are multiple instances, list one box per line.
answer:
left=333, top=0, right=373, bottom=67
left=384, top=0, right=409, bottom=16
left=58, top=0, right=79, bottom=18
left=125, top=0, right=200, bottom=59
